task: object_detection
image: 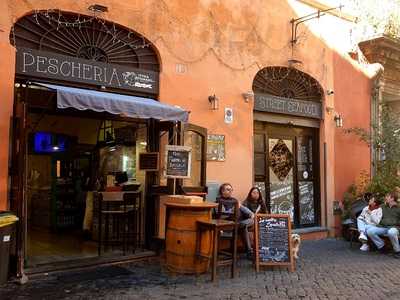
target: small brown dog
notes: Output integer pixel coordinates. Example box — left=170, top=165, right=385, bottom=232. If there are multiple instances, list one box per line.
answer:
left=291, top=233, right=301, bottom=259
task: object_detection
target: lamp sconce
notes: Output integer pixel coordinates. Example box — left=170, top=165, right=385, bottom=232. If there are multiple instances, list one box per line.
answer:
left=208, top=94, right=219, bottom=110
left=334, top=114, right=343, bottom=128
left=242, top=91, right=255, bottom=103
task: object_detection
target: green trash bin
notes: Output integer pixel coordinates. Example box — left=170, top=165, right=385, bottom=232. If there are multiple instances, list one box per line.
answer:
left=0, top=211, right=19, bottom=285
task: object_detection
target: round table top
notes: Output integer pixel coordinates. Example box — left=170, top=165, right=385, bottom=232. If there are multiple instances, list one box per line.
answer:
left=164, top=202, right=217, bottom=209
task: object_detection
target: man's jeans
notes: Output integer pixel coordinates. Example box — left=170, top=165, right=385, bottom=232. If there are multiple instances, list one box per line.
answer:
left=357, top=219, right=373, bottom=235
left=366, top=225, right=400, bottom=252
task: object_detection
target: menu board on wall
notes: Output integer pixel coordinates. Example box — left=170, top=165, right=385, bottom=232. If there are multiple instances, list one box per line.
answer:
left=207, top=134, right=225, bottom=161
left=164, top=145, right=192, bottom=178
left=254, top=214, right=294, bottom=272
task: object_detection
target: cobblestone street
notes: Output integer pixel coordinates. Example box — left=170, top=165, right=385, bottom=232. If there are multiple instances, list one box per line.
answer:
left=2, top=239, right=400, bottom=300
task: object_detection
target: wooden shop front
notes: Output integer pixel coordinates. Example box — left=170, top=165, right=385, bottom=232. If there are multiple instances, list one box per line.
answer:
left=9, top=10, right=207, bottom=278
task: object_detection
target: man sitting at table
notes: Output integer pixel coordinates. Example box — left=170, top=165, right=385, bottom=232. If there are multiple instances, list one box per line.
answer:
left=366, top=192, right=400, bottom=257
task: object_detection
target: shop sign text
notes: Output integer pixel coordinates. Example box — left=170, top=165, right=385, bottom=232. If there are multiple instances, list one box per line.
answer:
left=254, top=94, right=322, bottom=119
left=16, top=48, right=158, bottom=95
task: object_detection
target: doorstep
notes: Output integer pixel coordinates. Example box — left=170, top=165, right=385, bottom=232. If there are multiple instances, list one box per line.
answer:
left=293, top=227, right=329, bottom=241
left=24, top=250, right=157, bottom=279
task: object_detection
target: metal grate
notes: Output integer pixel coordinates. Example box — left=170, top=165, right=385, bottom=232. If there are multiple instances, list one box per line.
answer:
left=11, top=11, right=160, bottom=72
left=252, top=67, right=323, bottom=102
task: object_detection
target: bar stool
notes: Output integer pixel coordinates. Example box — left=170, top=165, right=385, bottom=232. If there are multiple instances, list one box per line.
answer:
left=195, top=199, right=239, bottom=282
left=97, top=191, right=141, bottom=255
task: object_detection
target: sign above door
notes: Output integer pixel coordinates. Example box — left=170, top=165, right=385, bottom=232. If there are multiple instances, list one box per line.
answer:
left=254, top=93, right=322, bottom=119
left=16, top=48, right=159, bottom=95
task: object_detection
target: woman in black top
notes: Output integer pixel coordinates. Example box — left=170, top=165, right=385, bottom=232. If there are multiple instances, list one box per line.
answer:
left=242, top=187, right=267, bottom=214
left=216, top=183, right=254, bottom=258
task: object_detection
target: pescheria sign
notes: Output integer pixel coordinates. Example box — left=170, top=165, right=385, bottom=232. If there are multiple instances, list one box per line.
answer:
left=15, top=47, right=159, bottom=95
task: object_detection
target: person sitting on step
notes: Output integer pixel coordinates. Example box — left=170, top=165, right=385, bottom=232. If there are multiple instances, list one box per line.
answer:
left=357, top=193, right=382, bottom=252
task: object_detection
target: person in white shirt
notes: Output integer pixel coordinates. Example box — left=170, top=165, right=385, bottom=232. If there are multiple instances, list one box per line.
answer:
left=357, top=194, right=382, bottom=251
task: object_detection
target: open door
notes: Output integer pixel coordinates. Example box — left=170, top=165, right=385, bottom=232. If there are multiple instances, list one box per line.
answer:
left=178, top=123, right=207, bottom=196
left=9, top=87, right=27, bottom=279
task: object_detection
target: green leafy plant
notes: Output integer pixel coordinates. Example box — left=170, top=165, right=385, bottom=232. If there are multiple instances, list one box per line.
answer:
left=345, top=104, right=400, bottom=201
left=348, top=0, right=400, bottom=40
left=342, top=184, right=359, bottom=220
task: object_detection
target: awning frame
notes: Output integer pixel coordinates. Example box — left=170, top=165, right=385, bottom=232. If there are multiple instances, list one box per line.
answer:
left=32, top=82, right=189, bottom=123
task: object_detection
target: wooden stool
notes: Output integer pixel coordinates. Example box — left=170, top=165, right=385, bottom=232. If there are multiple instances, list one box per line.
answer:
left=98, top=191, right=141, bottom=256
left=196, top=219, right=238, bottom=282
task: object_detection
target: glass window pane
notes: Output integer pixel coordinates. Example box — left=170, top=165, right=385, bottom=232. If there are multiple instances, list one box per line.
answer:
left=299, top=181, right=315, bottom=225
left=159, top=131, right=168, bottom=186
left=254, top=134, right=265, bottom=152
left=269, top=138, right=294, bottom=221
left=183, top=131, right=202, bottom=187
left=254, top=154, right=265, bottom=176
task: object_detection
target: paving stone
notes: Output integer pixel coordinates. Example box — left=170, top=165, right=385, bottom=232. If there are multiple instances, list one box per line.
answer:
left=2, top=239, right=400, bottom=299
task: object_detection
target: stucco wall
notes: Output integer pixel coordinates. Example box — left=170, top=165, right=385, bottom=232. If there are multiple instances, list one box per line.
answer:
left=333, top=52, right=372, bottom=203
left=0, top=0, right=372, bottom=232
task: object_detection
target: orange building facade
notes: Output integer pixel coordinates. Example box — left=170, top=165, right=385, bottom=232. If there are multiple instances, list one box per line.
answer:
left=0, top=0, right=378, bottom=276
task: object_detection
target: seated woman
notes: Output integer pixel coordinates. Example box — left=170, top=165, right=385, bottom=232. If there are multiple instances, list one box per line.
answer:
left=357, top=193, right=382, bottom=251
left=242, top=187, right=268, bottom=214
left=216, top=183, right=254, bottom=259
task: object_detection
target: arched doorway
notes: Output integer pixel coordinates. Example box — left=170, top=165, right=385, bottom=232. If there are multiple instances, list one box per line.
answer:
left=252, top=66, right=323, bottom=228
left=8, top=10, right=173, bottom=271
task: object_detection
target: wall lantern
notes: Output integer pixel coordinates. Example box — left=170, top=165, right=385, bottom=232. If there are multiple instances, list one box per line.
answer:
left=208, top=94, right=219, bottom=110
left=242, top=90, right=255, bottom=103
left=334, top=114, right=343, bottom=128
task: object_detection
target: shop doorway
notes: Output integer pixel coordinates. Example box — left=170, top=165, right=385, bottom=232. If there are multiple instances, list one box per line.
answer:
left=254, top=122, right=320, bottom=228
left=18, top=86, right=151, bottom=267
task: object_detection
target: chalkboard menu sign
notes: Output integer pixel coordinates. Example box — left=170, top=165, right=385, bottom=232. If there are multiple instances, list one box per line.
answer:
left=165, top=145, right=192, bottom=178
left=139, top=152, right=159, bottom=171
left=254, top=214, right=294, bottom=272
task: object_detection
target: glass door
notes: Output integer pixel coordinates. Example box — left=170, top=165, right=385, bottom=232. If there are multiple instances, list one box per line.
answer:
left=297, top=136, right=316, bottom=226
left=253, top=122, right=319, bottom=228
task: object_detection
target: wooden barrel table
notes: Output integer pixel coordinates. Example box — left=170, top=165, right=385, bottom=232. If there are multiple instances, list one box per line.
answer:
left=165, top=202, right=217, bottom=274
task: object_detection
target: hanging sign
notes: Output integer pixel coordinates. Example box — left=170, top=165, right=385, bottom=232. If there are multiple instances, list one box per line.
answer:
left=15, top=47, right=159, bottom=94
left=139, top=152, right=159, bottom=171
left=254, top=214, right=295, bottom=272
left=254, top=93, right=322, bottom=119
left=165, top=145, right=192, bottom=178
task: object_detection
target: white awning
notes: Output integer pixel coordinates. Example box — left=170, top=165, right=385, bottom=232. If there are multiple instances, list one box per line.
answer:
left=34, top=83, right=189, bottom=122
